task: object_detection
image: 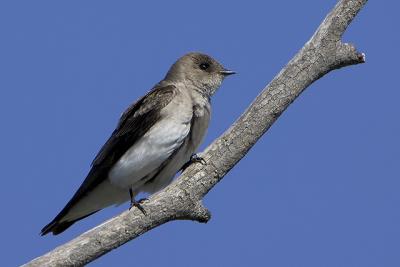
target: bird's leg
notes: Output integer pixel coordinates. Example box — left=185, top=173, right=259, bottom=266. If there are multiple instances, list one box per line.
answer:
left=129, top=188, right=147, bottom=215
left=181, top=153, right=206, bottom=172
left=190, top=153, right=206, bottom=164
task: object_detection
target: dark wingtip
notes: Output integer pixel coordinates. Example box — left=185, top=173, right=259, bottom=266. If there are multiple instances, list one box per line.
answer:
left=40, top=221, right=55, bottom=236
left=40, top=220, right=75, bottom=236
left=40, top=210, right=100, bottom=236
left=41, top=220, right=59, bottom=236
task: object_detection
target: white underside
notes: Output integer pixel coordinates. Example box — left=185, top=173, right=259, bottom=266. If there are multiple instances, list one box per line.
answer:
left=61, top=88, right=211, bottom=222
left=108, top=115, right=191, bottom=189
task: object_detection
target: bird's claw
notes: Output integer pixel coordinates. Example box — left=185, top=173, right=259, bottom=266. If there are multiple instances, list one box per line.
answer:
left=129, top=197, right=148, bottom=215
left=181, top=153, right=206, bottom=172
left=190, top=153, right=206, bottom=165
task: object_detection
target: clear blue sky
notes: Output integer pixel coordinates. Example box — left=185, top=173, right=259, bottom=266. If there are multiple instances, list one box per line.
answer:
left=1, top=1, right=399, bottom=266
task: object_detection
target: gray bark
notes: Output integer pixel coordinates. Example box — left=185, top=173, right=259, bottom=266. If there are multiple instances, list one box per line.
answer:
left=23, top=0, right=367, bottom=266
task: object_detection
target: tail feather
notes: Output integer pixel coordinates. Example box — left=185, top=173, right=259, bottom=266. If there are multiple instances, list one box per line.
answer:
left=40, top=174, right=130, bottom=236
left=41, top=210, right=99, bottom=236
left=40, top=220, right=75, bottom=236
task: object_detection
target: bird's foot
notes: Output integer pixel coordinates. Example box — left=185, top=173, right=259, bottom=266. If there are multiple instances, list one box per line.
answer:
left=129, top=197, right=148, bottom=215
left=129, top=188, right=148, bottom=215
left=190, top=153, right=206, bottom=165
left=181, top=153, right=206, bottom=172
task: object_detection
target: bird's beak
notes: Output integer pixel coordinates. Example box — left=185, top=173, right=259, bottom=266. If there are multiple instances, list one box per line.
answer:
left=219, top=69, right=236, bottom=76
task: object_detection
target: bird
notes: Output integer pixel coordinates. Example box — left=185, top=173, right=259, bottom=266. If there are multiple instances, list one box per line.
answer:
left=41, top=52, right=235, bottom=235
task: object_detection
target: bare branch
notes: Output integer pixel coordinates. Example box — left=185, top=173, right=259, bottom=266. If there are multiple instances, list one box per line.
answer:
left=24, top=0, right=367, bottom=266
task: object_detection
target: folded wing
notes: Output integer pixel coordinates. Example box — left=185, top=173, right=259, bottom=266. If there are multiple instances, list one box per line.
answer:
left=41, top=84, right=181, bottom=235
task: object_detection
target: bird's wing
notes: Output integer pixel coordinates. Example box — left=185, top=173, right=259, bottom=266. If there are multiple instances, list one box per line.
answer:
left=92, top=84, right=177, bottom=167
left=41, top=84, right=179, bottom=235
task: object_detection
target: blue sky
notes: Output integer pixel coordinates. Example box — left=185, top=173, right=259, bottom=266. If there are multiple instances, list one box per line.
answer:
left=1, top=1, right=399, bottom=266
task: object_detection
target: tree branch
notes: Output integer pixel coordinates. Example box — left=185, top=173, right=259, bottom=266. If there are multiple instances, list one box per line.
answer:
left=24, top=0, right=367, bottom=266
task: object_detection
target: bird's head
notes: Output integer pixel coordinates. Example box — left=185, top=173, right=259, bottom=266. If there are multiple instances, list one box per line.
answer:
left=165, top=52, right=235, bottom=97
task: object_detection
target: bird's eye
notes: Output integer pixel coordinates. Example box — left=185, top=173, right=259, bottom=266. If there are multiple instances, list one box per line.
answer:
left=199, top=63, right=210, bottom=70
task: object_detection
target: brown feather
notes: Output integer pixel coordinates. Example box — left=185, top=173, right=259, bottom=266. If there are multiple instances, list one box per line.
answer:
left=41, top=84, right=177, bottom=235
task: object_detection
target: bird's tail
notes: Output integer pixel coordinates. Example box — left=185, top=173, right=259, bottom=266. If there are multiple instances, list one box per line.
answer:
left=41, top=220, right=75, bottom=236
left=40, top=210, right=99, bottom=235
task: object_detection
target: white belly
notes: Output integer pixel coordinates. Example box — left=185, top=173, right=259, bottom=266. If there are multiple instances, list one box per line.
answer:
left=109, top=93, right=211, bottom=194
left=108, top=117, right=190, bottom=188
left=142, top=105, right=211, bottom=193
